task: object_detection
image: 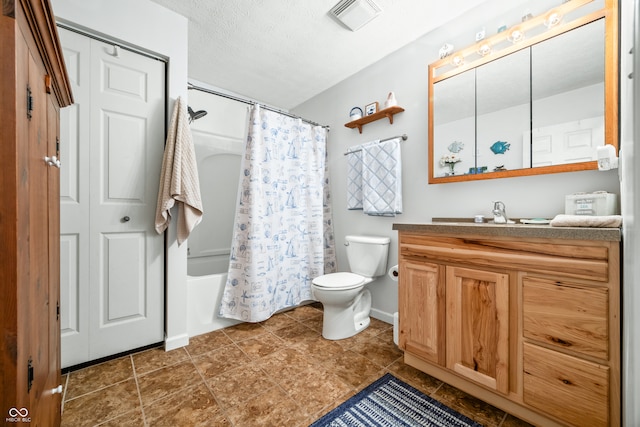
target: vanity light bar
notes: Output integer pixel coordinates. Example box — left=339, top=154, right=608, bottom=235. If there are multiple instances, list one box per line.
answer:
left=432, top=0, right=594, bottom=77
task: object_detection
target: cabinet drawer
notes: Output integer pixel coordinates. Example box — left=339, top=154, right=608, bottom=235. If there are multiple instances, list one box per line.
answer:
left=523, top=277, right=608, bottom=360
left=523, top=343, right=609, bottom=427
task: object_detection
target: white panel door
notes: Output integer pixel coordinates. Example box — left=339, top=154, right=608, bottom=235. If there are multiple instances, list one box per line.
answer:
left=59, top=28, right=165, bottom=367
left=59, top=29, right=91, bottom=367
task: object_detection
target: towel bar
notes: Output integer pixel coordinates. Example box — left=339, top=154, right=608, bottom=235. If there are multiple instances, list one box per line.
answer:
left=344, top=134, right=407, bottom=155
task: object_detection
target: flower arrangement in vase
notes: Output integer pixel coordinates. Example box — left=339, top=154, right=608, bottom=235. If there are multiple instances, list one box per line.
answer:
left=440, top=153, right=462, bottom=175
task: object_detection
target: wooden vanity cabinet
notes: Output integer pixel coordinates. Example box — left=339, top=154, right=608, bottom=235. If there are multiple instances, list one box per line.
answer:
left=396, top=227, right=620, bottom=427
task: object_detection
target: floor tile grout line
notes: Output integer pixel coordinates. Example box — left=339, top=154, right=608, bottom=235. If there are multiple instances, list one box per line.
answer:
left=62, top=376, right=134, bottom=403
left=130, top=354, right=148, bottom=427
left=213, top=310, right=352, bottom=423
left=128, top=346, right=190, bottom=378
left=497, top=411, right=509, bottom=427
left=184, top=349, right=236, bottom=426
left=60, top=373, right=69, bottom=413
left=87, top=356, right=143, bottom=427
left=133, top=356, right=211, bottom=410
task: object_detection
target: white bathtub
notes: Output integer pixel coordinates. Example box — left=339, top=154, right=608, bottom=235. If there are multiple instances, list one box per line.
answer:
left=187, top=255, right=240, bottom=337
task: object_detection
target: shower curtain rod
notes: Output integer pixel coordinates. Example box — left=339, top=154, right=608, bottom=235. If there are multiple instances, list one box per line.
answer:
left=187, top=83, right=329, bottom=129
left=343, top=134, right=408, bottom=155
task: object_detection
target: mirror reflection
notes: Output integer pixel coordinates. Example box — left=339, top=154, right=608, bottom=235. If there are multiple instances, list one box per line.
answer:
left=530, top=19, right=605, bottom=167
left=476, top=48, right=530, bottom=173
left=428, top=0, right=616, bottom=183
left=433, top=70, right=474, bottom=177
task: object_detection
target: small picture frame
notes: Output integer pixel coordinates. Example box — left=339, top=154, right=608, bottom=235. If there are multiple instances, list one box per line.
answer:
left=365, top=102, right=379, bottom=116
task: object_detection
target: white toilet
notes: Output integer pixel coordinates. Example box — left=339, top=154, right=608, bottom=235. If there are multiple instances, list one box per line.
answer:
left=312, top=235, right=390, bottom=340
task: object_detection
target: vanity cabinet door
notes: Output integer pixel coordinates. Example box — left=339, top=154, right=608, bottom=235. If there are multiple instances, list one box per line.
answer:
left=398, top=261, right=445, bottom=365
left=445, top=266, right=509, bottom=395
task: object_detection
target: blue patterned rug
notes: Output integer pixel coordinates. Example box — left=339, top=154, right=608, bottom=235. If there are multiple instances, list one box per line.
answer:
left=310, top=373, right=483, bottom=427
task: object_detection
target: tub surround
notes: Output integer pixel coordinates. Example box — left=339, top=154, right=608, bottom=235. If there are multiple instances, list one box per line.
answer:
left=394, top=222, right=620, bottom=426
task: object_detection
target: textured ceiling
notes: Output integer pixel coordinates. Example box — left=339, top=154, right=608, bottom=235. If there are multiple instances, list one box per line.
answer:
left=148, top=0, right=490, bottom=109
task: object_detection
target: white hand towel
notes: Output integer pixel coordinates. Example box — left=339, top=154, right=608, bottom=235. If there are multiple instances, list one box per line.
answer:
left=361, top=138, right=403, bottom=216
left=550, top=214, right=622, bottom=228
left=154, top=96, right=203, bottom=245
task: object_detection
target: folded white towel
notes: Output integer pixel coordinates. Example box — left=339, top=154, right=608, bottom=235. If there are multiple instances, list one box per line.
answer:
left=346, top=144, right=367, bottom=210
left=361, top=138, right=403, bottom=216
left=154, top=96, right=203, bottom=245
left=550, top=214, right=622, bottom=228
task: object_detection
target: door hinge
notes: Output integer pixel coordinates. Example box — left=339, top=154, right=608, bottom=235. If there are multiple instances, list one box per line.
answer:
left=56, top=137, right=60, bottom=157
left=56, top=301, right=60, bottom=321
left=27, top=357, right=33, bottom=393
left=26, top=85, right=33, bottom=120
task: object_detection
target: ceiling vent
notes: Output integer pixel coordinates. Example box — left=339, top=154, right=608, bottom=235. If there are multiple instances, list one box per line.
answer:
left=330, top=0, right=382, bottom=31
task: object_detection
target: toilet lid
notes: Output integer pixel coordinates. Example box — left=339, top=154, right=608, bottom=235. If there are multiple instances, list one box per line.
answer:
left=312, top=272, right=365, bottom=290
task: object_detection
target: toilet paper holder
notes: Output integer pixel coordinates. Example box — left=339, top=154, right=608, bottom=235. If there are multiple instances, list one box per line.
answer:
left=388, top=264, right=399, bottom=281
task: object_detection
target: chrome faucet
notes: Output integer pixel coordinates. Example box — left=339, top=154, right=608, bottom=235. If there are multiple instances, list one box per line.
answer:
left=492, top=201, right=508, bottom=224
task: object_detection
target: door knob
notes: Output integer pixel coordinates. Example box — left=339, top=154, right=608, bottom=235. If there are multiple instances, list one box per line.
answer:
left=122, top=216, right=130, bottom=222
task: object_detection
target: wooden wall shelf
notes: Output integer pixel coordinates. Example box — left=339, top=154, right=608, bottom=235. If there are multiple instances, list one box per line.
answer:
left=345, top=106, right=404, bottom=133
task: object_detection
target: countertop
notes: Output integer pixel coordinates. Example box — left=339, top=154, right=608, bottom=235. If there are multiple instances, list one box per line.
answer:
left=392, top=219, right=621, bottom=242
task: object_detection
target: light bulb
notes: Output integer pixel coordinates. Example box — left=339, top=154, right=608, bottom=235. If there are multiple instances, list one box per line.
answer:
left=508, top=28, right=525, bottom=44
left=452, top=55, right=465, bottom=67
left=544, top=11, right=562, bottom=28
left=477, top=43, right=491, bottom=57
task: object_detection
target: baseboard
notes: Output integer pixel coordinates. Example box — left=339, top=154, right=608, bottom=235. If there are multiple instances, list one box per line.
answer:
left=164, top=332, right=189, bottom=351
left=370, top=308, right=394, bottom=324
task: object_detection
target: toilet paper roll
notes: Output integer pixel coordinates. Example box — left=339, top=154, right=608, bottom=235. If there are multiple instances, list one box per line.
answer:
left=388, top=265, right=399, bottom=282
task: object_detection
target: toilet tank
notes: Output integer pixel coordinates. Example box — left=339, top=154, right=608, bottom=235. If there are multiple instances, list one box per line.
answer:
left=345, top=235, right=391, bottom=278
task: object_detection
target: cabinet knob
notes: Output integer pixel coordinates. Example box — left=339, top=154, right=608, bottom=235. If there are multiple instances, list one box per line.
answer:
left=44, top=156, right=61, bottom=168
left=122, top=216, right=130, bottom=222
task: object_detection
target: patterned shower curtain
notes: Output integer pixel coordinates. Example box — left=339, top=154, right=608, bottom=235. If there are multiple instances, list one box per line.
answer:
left=219, top=105, right=336, bottom=322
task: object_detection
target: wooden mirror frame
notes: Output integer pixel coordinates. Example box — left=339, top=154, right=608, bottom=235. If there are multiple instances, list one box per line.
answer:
left=428, top=0, right=618, bottom=184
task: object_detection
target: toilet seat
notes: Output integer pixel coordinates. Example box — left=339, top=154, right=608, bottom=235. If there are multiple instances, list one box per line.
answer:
left=312, top=272, right=366, bottom=290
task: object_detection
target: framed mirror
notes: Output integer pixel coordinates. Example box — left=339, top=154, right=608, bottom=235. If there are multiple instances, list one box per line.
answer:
left=428, top=0, right=618, bottom=184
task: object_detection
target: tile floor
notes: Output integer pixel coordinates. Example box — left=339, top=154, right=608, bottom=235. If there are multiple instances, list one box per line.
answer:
left=60, top=303, right=533, bottom=427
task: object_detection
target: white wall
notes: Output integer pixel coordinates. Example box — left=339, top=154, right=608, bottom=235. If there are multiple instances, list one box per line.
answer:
left=51, top=0, right=190, bottom=350
left=293, top=0, right=620, bottom=323
left=620, top=1, right=639, bottom=425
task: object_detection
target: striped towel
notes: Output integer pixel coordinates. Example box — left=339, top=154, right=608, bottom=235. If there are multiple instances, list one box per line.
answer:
left=154, top=96, right=203, bottom=245
left=362, top=138, right=402, bottom=216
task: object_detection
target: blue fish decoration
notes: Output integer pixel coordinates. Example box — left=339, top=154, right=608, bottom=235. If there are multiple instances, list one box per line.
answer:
left=448, top=141, right=464, bottom=153
left=490, top=141, right=510, bottom=154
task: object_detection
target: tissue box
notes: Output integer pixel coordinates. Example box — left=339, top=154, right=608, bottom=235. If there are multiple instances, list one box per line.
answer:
left=565, top=192, right=618, bottom=216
